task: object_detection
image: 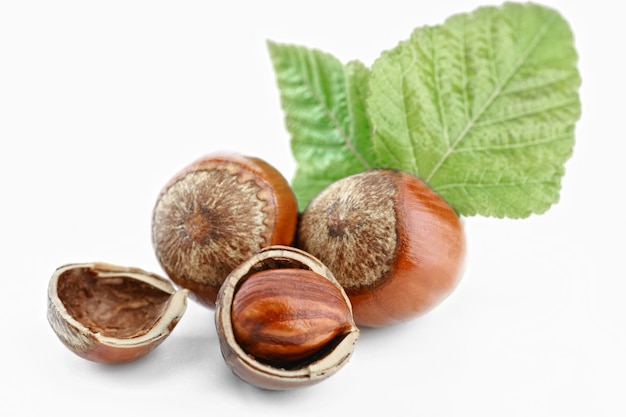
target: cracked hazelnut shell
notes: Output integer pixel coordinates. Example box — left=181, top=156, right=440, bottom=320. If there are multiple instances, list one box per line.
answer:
left=151, top=152, right=298, bottom=308
left=215, top=245, right=360, bottom=390
left=47, top=262, right=188, bottom=363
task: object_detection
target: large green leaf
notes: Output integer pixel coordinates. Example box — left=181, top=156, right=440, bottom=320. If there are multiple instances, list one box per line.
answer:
left=267, top=41, right=374, bottom=210
left=368, top=2, right=581, bottom=218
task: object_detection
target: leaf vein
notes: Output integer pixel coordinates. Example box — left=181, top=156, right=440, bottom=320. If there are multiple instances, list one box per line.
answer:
left=474, top=97, right=580, bottom=128
left=500, top=73, right=580, bottom=96
left=436, top=179, right=554, bottom=191
left=453, top=132, right=571, bottom=153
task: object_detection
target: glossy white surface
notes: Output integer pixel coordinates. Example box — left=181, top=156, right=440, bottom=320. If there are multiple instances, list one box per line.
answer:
left=1, top=1, right=623, bottom=415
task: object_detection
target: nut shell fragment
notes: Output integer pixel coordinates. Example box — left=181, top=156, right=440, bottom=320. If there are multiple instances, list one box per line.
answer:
left=47, top=262, right=188, bottom=363
left=215, top=245, right=360, bottom=390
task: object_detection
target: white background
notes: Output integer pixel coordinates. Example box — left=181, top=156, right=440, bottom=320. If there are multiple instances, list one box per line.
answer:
left=1, top=1, right=624, bottom=416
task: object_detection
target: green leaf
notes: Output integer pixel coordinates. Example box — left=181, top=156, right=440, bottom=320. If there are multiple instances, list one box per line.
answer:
left=267, top=41, right=374, bottom=210
left=368, top=2, right=581, bottom=218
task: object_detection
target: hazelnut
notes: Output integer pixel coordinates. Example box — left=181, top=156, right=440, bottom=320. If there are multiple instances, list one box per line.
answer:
left=47, top=262, right=188, bottom=363
left=151, top=152, right=298, bottom=308
left=215, top=245, right=359, bottom=390
left=297, top=169, right=466, bottom=327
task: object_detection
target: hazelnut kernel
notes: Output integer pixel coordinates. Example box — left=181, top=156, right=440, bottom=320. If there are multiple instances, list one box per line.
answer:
left=232, top=268, right=354, bottom=368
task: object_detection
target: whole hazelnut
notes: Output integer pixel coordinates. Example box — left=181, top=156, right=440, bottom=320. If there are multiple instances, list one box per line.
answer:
left=296, top=169, right=466, bottom=327
left=215, top=245, right=359, bottom=390
left=151, top=152, right=298, bottom=308
left=47, top=262, right=188, bottom=363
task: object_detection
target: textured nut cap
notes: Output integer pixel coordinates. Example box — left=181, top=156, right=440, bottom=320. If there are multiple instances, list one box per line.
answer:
left=47, top=262, right=188, bottom=363
left=215, top=245, right=360, bottom=390
left=151, top=152, right=298, bottom=308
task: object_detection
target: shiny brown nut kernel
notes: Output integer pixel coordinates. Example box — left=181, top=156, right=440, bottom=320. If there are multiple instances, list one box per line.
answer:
left=151, top=152, right=298, bottom=308
left=215, top=245, right=359, bottom=390
left=297, top=169, right=466, bottom=328
left=231, top=268, right=355, bottom=367
left=47, top=262, right=188, bottom=363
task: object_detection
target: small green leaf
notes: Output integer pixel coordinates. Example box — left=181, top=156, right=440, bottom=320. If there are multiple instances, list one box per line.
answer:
left=368, top=2, right=581, bottom=218
left=267, top=41, right=374, bottom=210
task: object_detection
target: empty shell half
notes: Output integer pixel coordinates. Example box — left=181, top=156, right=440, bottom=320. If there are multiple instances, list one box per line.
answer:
left=47, top=262, right=188, bottom=363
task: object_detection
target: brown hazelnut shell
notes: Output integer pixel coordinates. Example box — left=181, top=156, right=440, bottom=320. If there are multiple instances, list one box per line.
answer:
left=297, top=169, right=466, bottom=328
left=215, top=245, right=360, bottom=390
left=151, top=152, right=298, bottom=308
left=47, top=262, right=188, bottom=363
